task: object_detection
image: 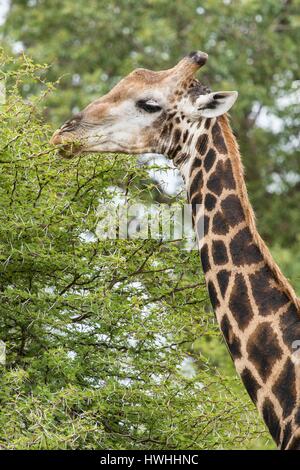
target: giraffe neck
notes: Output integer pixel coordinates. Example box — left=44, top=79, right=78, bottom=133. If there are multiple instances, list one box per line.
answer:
left=180, top=114, right=300, bottom=449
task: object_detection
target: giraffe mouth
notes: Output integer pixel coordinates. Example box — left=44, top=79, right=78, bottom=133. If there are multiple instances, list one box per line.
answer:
left=55, top=142, right=84, bottom=159
left=50, top=130, right=87, bottom=158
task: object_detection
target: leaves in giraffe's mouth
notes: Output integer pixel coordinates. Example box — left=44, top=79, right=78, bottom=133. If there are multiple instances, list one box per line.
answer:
left=56, top=142, right=83, bottom=159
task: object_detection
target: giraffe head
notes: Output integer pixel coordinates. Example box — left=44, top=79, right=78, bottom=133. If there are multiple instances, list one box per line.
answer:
left=50, top=51, right=238, bottom=160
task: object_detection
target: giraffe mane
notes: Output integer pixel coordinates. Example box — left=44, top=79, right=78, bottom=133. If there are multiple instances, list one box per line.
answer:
left=219, top=114, right=300, bottom=313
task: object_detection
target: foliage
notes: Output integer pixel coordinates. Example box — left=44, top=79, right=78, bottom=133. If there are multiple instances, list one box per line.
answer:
left=0, top=52, right=274, bottom=449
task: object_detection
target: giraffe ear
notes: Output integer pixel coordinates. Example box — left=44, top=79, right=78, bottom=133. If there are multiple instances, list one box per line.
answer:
left=194, top=91, right=238, bottom=118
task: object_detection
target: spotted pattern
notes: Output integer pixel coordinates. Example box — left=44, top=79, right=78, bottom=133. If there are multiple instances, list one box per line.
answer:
left=196, top=134, right=209, bottom=155
left=207, top=280, right=220, bottom=310
left=250, top=266, right=288, bottom=315
left=212, top=240, right=228, bottom=265
left=217, top=270, right=230, bottom=298
left=229, top=273, right=254, bottom=330
left=200, top=244, right=211, bottom=274
left=281, top=421, right=293, bottom=449
left=212, top=211, right=230, bottom=235
left=212, top=121, right=227, bottom=153
left=207, top=159, right=236, bottom=195
left=247, top=323, right=282, bottom=382
left=240, top=367, right=260, bottom=404
left=161, top=87, right=300, bottom=449
left=204, top=148, right=216, bottom=172
left=221, top=314, right=242, bottom=360
left=272, top=358, right=297, bottom=419
left=205, top=193, right=217, bottom=211
left=230, top=227, right=263, bottom=266
left=220, top=194, right=244, bottom=227
left=280, top=303, right=300, bottom=350
left=262, top=398, right=281, bottom=445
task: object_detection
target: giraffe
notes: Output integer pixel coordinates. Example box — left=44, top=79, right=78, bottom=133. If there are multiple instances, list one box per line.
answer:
left=51, top=51, right=300, bottom=449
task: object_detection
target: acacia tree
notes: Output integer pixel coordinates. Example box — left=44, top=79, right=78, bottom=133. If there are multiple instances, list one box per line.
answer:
left=0, top=52, right=272, bottom=449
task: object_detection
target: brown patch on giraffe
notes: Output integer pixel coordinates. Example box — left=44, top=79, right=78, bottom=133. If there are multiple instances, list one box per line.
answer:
left=207, top=280, right=220, bottom=310
left=167, top=111, right=177, bottom=120
left=212, top=120, right=227, bottom=154
left=203, top=148, right=216, bottom=173
left=279, top=303, right=300, bottom=350
left=200, top=244, right=211, bottom=274
left=272, top=358, right=297, bottom=419
left=220, top=194, right=245, bottom=227
left=240, top=367, right=260, bottom=404
left=250, top=266, right=289, bottom=316
left=191, top=156, right=202, bottom=169
left=212, top=240, right=229, bottom=265
left=191, top=193, right=203, bottom=216
left=229, top=273, right=254, bottom=330
left=204, top=193, right=217, bottom=211
left=281, top=421, right=293, bottom=450
left=196, top=133, right=209, bottom=156
left=182, top=129, right=189, bottom=144
left=220, top=314, right=242, bottom=360
left=173, top=128, right=182, bottom=145
left=230, top=227, right=263, bottom=266
left=204, top=118, right=212, bottom=130
left=204, top=215, right=209, bottom=235
left=212, top=211, right=229, bottom=235
left=247, top=322, right=283, bottom=382
left=217, top=270, right=230, bottom=298
left=189, top=169, right=203, bottom=197
left=191, top=191, right=203, bottom=210
left=261, top=397, right=281, bottom=445
left=207, top=159, right=236, bottom=196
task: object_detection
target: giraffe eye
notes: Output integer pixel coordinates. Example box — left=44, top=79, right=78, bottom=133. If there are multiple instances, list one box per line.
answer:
left=136, top=99, right=162, bottom=113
